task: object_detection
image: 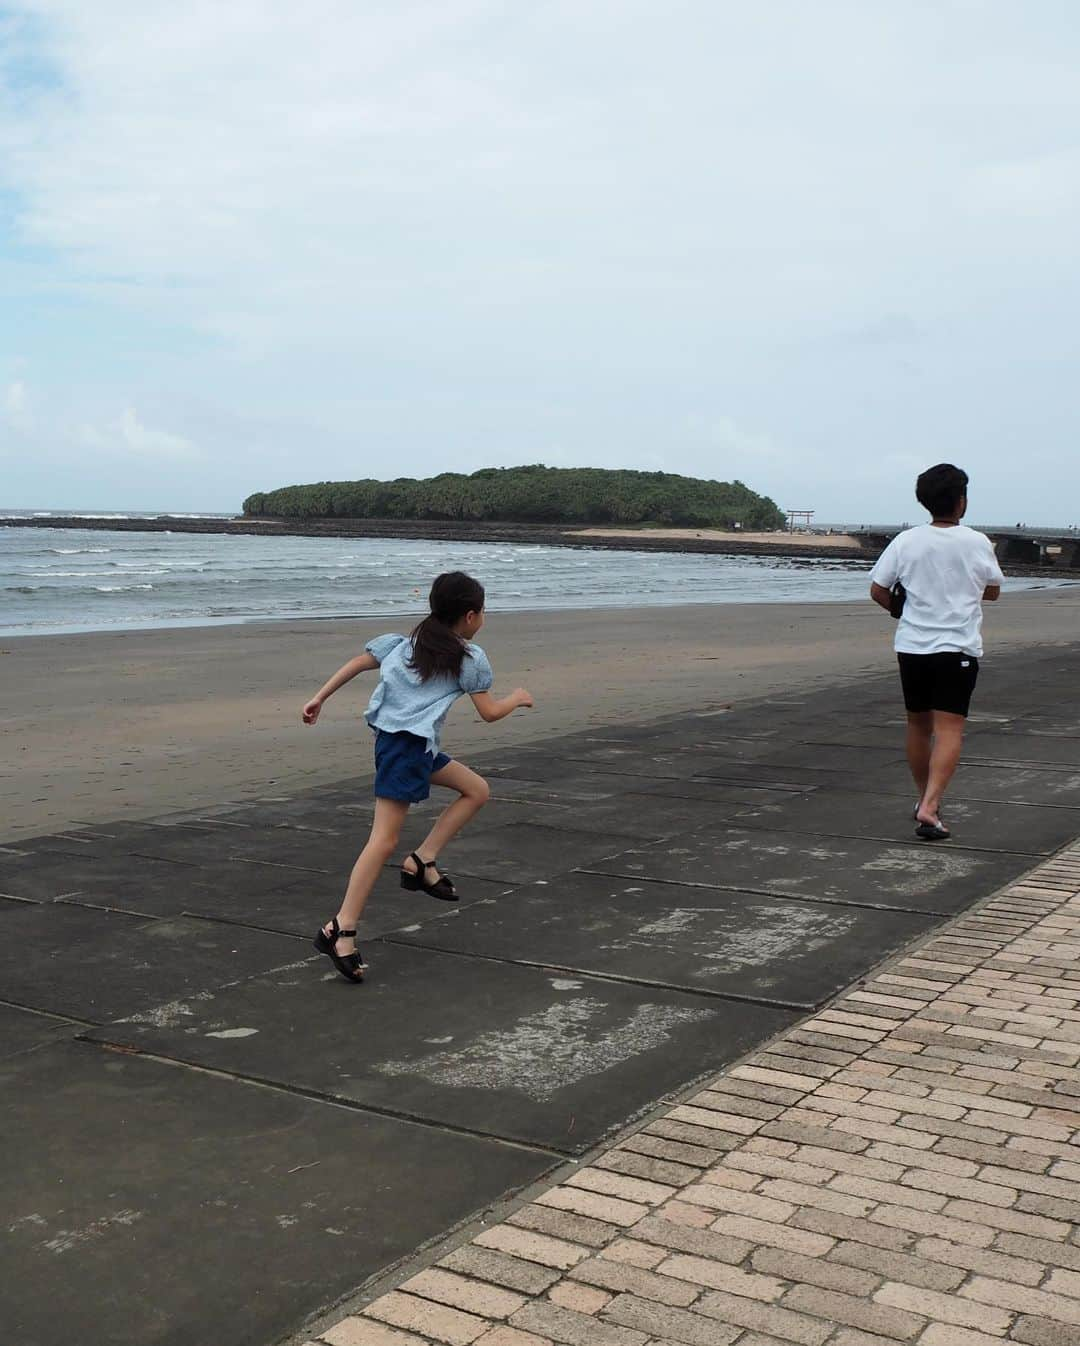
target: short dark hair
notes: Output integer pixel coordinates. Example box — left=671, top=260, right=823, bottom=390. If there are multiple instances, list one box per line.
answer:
left=916, top=463, right=968, bottom=518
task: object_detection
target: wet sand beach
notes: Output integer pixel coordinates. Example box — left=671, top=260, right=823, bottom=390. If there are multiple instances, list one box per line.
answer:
left=2, top=588, right=1077, bottom=842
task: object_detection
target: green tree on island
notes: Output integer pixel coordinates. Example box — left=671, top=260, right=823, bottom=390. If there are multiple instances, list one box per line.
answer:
left=243, top=466, right=785, bottom=531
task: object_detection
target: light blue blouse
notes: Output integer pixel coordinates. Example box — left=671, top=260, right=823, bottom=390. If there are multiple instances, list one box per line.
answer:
left=363, top=633, right=494, bottom=755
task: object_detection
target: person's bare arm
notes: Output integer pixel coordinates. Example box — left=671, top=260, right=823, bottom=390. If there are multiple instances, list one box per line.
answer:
left=870, top=582, right=894, bottom=612
left=470, top=688, right=534, bottom=723
left=983, top=584, right=1001, bottom=602
left=302, top=653, right=379, bottom=724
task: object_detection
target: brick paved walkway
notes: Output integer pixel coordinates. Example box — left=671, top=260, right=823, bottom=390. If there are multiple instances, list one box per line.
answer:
left=303, top=838, right=1080, bottom=1346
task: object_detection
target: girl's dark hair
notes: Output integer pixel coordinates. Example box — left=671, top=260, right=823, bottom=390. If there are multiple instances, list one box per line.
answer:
left=916, top=463, right=969, bottom=518
left=409, top=572, right=486, bottom=682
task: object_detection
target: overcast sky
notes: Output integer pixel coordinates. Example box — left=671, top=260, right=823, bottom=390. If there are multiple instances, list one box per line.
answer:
left=1, top=2, right=1078, bottom=522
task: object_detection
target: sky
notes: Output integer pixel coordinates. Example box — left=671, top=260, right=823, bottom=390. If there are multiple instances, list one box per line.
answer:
left=1, top=2, right=1078, bottom=523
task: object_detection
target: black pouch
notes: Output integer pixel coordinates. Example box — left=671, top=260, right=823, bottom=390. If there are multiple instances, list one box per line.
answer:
left=889, top=581, right=906, bottom=620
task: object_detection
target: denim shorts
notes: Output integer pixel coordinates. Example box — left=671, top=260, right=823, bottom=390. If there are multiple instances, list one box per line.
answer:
left=373, top=730, right=451, bottom=803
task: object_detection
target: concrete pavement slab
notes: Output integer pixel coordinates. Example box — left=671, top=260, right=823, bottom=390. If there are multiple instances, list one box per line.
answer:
left=389, top=872, right=935, bottom=1008
left=0, top=1003, right=80, bottom=1060
left=585, top=824, right=1028, bottom=914
left=85, top=944, right=796, bottom=1153
left=728, top=787, right=1078, bottom=855
left=0, top=905, right=310, bottom=1022
left=0, top=1041, right=552, bottom=1346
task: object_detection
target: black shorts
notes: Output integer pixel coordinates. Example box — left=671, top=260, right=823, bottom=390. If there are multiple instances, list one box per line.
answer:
left=898, top=652, right=980, bottom=718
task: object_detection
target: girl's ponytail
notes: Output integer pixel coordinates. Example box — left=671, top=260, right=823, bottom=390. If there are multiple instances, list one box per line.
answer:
left=409, top=572, right=486, bottom=682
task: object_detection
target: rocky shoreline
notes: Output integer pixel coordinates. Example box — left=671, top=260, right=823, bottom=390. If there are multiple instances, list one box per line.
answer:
left=1, top=512, right=875, bottom=561
left=1, top=513, right=1072, bottom=576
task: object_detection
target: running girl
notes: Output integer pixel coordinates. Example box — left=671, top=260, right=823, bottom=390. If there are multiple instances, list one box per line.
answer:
left=301, top=571, right=533, bottom=983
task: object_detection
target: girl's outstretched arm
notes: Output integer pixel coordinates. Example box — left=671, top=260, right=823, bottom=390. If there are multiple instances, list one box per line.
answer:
left=470, top=687, right=533, bottom=723
left=302, top=653, right=379, bottom=725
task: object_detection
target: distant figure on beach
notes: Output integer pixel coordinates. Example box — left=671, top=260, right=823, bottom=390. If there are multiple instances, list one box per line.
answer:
left=869, top=464, right=1004, bottom=841
left=302, top=571, right=533, bottom=982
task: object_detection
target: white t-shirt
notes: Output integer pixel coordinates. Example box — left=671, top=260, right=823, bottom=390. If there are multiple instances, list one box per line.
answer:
left=870, top=524, right=1005, bottom=657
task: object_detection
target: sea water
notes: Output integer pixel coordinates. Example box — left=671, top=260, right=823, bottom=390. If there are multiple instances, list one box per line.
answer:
left=0, top=519, right=1066, bottom=637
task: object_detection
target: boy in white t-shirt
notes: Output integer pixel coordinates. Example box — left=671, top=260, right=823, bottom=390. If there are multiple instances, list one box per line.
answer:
left=870, top=464, right=1004, bottom=841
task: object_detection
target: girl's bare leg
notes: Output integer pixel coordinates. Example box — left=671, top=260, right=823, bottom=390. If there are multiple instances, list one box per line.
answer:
left=324, top=797, right=409, bottom=956
left=402, top=761, right=490, bottom=882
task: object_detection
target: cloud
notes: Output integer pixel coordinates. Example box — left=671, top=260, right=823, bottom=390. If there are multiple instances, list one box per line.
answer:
left=4, top=380, right=31, bottom=429
left=79, top=408, right=196, bottom=458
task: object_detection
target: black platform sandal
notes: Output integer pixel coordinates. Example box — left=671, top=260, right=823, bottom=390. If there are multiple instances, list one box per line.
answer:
left=313, top=916, right=365, bottom=982
left=400, top=851, right=458, bottom=902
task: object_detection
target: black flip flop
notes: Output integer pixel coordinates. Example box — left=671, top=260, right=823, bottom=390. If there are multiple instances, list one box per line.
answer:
left=400, top=851, right=458, bottom=901
left=915, top=821, right=951, bottom=842
left=313, top=916, right=365, bottom=982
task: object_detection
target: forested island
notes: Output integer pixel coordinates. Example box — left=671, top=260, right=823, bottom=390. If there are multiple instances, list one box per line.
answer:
left=242, top=465, right=787, bottom=531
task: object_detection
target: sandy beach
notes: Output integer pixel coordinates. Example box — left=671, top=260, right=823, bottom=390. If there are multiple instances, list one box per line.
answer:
left=2, top=587, right=1076, bottom=843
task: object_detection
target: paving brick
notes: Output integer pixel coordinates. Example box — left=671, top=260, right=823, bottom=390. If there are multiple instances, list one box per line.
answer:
left=441, top=1246, right=562, bottom=1296
left=789, top=1207, right=915, bottom=1252
left=758, top=1177, right=875, bottom=1218
left=400, top=1270, right=526, bottom=1321
left=595, top=1150, right=700, bottom=1188
left=475, top=1225, right=591, bottom=1271
left=830, top=1173, right=946, bottom=1212
left=364, top=1291, right=490, bottom=1346
left=792, top=1144, right=904, bottom=1182
left=833, top=1117, right=939, bottom=1148
left=567, top=1168, right=675, bottom=1207
left=918, top=1326, right=1016, bottom=1346
left=831, top=1330, right=923, bottom=1346
left=705, top=1075, right=805, bottom=1107
left=933, top=1137, right=1049, bottom=1174
left=900, top=1170, right=1016, bottom=1207
left=687, top=1089, right=784, bottom=1121
left=752, top=1245, right=880, bottom=1295
left=677, top=1183, right=795, bottom=1222
left=1046, top=1270, right=1080, bottom=1301
left=631, top=1214, right=752, bottom=1265
left=912, top=1234, right=1044, bottom=1285
left=761, top=1119, right=871, bottom=1153
left=619, top=1133, right=722, bottom=1169
left=869, top=1205, right=994, bottom=1248
left=693, top=1289, right=833, bottom=1345
left=509, top=1205, right=620, bottom=1251
left=323, top=1319, right=431, bottom=1346
left=511, top=1299, right=649, bottom=1346
left=781, top=1284, right=924, bottom=1341
left=549, top=1284, right=612, bottom=1316
left=667, top=1104, right=763, bottom=1136
left=696, top=1165, right=760, bottom=1193
left=537, top=1187, right=649, bottom=1228
left=1012, top=1315, right=1080, bottom=1346
left=656, top=1254, right=784, bottom=1302
left=942, top=1199, right=1070, bottom=1241
left=644, top=1119, right=744, bottom=1151
left=709, top=1210, right=837, bottom=1257
left=731, top=1065, right=823, bottom=1093
left=474, top=1329, right=555, bottom=1346
left=827, top=1240, right=964, bottom=1292
left=657, top=1201, right=714, bottom=1228
left=896, top=1114, right=1009, bottom=1146
left=994, top=1234, right=1080, bottom=1276
left=874, top=1280, right=1011, bottom=1333
left=722, top=1150, right=830, bottom=1186
left=599, top=1239, right=667, bottom=1270
left=601, top=1293, right=739, bottom=1346
left=959, top=1276, right=1080, bottom=1326
left=1016, top=1193, right=1080, bottom=1226
left=569, top=1257, right=699, bottom=1307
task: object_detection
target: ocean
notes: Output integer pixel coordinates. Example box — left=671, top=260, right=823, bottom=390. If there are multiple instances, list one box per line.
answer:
left=0, top=514, right=1066, bottom=637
